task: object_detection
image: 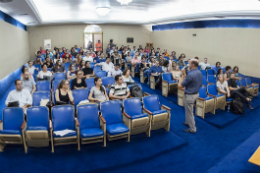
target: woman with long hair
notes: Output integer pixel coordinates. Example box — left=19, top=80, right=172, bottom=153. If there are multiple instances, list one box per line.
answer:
left=162, top=60, right=171, bottom=73
left=67, top=63, right=76, bottom=80
left=171, top=65, right=181, bottom=80
left=75, top=54, right=82, bottom=66
left=78, top=60, right=85, bottom=70
left=122, top=68, right=135, bottom=83
left=55, top=80, right=74, bottom=104
left=217, top=74, right=230, bottom=98
left=216, top=68, right=224, bottom=80
left=54, top=53, right=61, bottom=64
left=52, top=60, right=65, bottom=73
left=233, top=66, right=240, bottom=79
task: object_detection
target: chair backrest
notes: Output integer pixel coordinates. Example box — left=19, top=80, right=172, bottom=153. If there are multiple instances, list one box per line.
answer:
left=102, top=77, right=115, bottom=87
left=199, top=86, right=208, bottom=99
left=47, top=68, right=52, bottom=72
left=94, top=66, right=101, bottom=74
left=236, top=80, right=240, bottom=87
left=77, top=104, right=100, bottom=130
left=118, top=51, right=122, bottom=54
left=55, top=73, right=65, bottom=80
left=52, top=92, right=56, bottom=105
left=52, top=80, right=62, bottom=92
left=85, top=78, right=95, bottom=90
left=96, top=71, right=107, bottom=78
left=27, top=107, right=49, bottom=130
left=162, top=73, right=173, bottom=82
left=34, top=69, right=39, bottom=76
left=36, top=81, right=51, bottom=91
left=198, top=66, right=201, bottom=70
left=52, top=105, right=75, bottom=131
left=32, top=91, right=51, bottom=106
left=33, top=64, right=41, bottom=71
left=2, top=107, right=24, bottom=131
left=72, top=89, right=89, bottom=107
left=130, top=53, right=135, bottom=57
left=64, top=63, right=71, bottom=70
left=143, top=95, right=161, bottom=112
left=245, top=78, right=252, bottom=85
left=164, top=56, right=169, bottom=60
left=208, top=75, right=216, bottom=84
left=207, top=69, right=214, bottom=76
left=207, top=84, right=218, bottom=96
left=179, top=66, right=184, bottom=70
left=240, top=78, right=247, bottom=87
left=100, top=100, right=122, bottom=125
left=128, top=83, right=142, bottom=91
left=200, top=70, right=207, bottom=77
left=124, top=98, right=143, bottom=116
left=202, top=76, right=208, bottom=86
left=69, top=79, right=73, bottom=90
left=184, top=61, right=188, bottom=65
left=134, top=64, right=140, bottom=72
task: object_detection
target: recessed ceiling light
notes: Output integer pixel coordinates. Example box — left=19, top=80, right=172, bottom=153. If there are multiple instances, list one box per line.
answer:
left=0, top=0, right=13, bottom=3
left=96, top=7, right=111, bottom=16
left=117, top=0, right=132, bottom=5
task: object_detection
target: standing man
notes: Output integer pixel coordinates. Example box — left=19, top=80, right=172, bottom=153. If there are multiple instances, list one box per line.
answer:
left=178, top=59, right=202, bottom=133
left=95, top=40, right=102, bottom=52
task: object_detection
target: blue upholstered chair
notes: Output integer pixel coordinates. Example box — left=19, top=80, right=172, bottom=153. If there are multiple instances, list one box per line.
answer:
left=93, top=66, right=101, bottom=74
left=236, top=80, right=240, bottom=87
left=33, top=64, right=41, bottom=71
left=131, top=63, right=140, bottom=78
left=200, top=70, right=207, bottom=77
left=143, top=95, right=171, bottom=131
left=47, top=68, right=52, bottom=72
left=162, top=73, right=178, bottom=97
left=207, top=84, right=226, bottom=110
left=54, top=73, right=66, bottom=80
left=139, top=68, right=148, bottom=83
left=0, top=107, right=26, bottom=152
left=240, top=78, right=254, bottom=96
left=100, top=100, right=130, bottom=142
left=51, top=105, right=79, bottom=152
left=96, top=71, right=107, bottom=78
left=123, top=98, right=150, bottom=136
left=206, top=69, right=214, bottom=76
left=208, top=75, right=216, bottom=85
left=196, top=86, right=216, bottom=119
left=102, top=77, right=115, bottom=89
left=77, top=104, right=106, bottom=149
left=85, top=78, right=95, bottom=90
left=25, top=107, right=50, bottom=151
left=198, top=66, right=201, bottom=70
left=36, top=81, right=51, bottom=91
left=245, top=78, right=259, bottom=96
left=72, top=89, right=89, bottom=108
left=90, top=62, right=96, bottom=68
left=52, top=80, right=62, bottom=92
left=32, top=91, right=51, bottom=106
left=202, top=76, right=208, bottom=87
left=64, top=63, right=71, bottom=71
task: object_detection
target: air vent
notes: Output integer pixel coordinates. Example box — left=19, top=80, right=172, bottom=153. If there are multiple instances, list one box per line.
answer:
left=0, top=0, right=13, bottom=3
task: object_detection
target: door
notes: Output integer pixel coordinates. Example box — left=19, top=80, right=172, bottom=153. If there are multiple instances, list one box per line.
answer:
left=84, top=33, right=92, bottom=49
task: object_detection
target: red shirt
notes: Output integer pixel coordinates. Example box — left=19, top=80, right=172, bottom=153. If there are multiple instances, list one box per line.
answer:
left=62, top=54, right=72, bottom=58
left=40, top=50, right=46, bottom=54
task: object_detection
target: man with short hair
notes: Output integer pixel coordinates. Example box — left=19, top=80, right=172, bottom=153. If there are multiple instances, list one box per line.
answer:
left=199, top=58, right=211, bottom=70
left=21, top=72, right=36, bottom=96
left=44, top=57, right=54, bottom=68
left=96, top=53, right=106, bottom=63
left=131, top=46, right=137, bottom=53
left=110, top=46, right=116, bottom=56
left=119, top=45, right=124, bottom=51
left=93, top=51, right=101, bottom=63
left=159, top=55, right=165, bottom=66
left=5, top=79, right=32, bottom=112
left=35, top=51, right=45, bottom=61
left=75, top=45, right=80, bottom=52
left=147, top=60, right=162, bottom=84
left=35, top=47, right=46, bottom=56
left=95, top=40, right=102, bottom=52
left=95, top=57, right=114, bottom=72
left=178, top=59, right=202, bottom=133
left=108, top=64, right=122, bottom=77
left=109, top=75, right=130, bottom=101
left=33, top=56, right=43, bottom=65
left=177, top=56, right=185, bottom=67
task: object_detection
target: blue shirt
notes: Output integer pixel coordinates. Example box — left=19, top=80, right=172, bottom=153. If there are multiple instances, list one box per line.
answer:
left=213, top=66, right=221, bottom=74
left=35, top=55, right=45, bottom=61
left=149, top=65, right=162, bottom=74
left=97, top=58, right=106, bottom=63
left=181, top=68, right=202, bottom=94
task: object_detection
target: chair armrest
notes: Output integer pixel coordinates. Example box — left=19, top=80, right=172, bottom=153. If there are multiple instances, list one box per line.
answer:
left=218, top=91, right=226, bottom=95
left=178, top=87, right=184, bottom=91
left=21, top=121, right=26, bottom=130
left=197, top=97, right=205, bottom=101
left=90, top=100, right=95, bottom=103
left=252, top=83, right=259, bottom=86
left=109, top=97, right=115, bottom=100
left=75, top=118, right=80, bottom=127
left=208, top=82, right=215, bottom=85
left=242, top=86, right=248, bottom=88
left=49, top=120, right=52, bottom=129
left=71, top=101, right=75, bottom=105
left=100, top=115, right=106, bottom=124
left=208, top=94, right=216, bottom=98
left=161, top=105, right=171, bottom=111
left=162, top=80, right=168, bottom=84
left=123, top=112, right=131, bottom=119
left=144, top=92, right=150, bottom=96
left=140, top=69, right=144, bottom=72
left=143, top=108, right=153, bottom=115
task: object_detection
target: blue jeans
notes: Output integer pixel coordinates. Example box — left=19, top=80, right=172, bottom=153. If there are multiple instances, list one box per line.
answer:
left=143, top=69, right=150, bottom=82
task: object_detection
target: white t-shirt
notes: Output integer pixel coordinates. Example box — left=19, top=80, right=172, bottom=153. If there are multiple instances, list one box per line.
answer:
left=28, top=66, right=36, bottom=75
left=96, top=62, right=114, bottom=72
left=5, top=89, right=32, bottom=107
left=83, top=56, right=93, bottom=62
left=37, top=71, right=52, bottom=79
left=199, top=62, right=211, bottom=70
left=217, top=81, right=227, bottom=91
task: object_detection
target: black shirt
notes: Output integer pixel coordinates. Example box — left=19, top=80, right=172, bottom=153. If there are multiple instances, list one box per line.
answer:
left=72, top=78, right=87, bottom=89
left=44, top=62, right=53, bottom=68
left=71, top=52, right=78, bottom=57
left=82, top=68, right=93, bottom=76
left=228, top=79, right=237, bottom=88
left=140, top=63, right=149, bottom=69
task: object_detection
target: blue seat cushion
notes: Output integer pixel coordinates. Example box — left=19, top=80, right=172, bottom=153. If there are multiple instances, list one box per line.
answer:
left=131, top=113, right=148, bottom=119
left=248, top=86, right=252, bottom=89
left=153, top=109, right=167, bottom=115
left=226, top=98, right=234, bottom=102
left=80, top=128, right=104, bottom=138
left=53, top=130, right=77, bottom=138
left=0, top=130, right=21, bottom=135
left=216, top=94, right=224, bottom=97
left=253, top=85, right=258, bottom=89
left=27, top=126, right=48, bottom=131
left=106, top=123, right=129, bottom=135
left=168, top=80, right=177, bottom=84
left=204, top=96, right=214, bottom=101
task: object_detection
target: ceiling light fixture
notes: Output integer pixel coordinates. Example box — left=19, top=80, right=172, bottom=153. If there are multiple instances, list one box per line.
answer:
left=117, top=0, right=132, bottom=5
left=96, top=7, right=111, bottom=16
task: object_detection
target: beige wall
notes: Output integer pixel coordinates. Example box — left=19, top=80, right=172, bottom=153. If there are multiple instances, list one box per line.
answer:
left=0, top=20, right=30, bottom=79
left=151, top=28, right=260, bottom=78
left=27, top=24, right=152, bottom=58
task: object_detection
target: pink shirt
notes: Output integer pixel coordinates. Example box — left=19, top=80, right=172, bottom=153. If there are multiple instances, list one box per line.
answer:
left=143, top=49, right=150, bottom=53
left=131, top=58, right=141, bottom=63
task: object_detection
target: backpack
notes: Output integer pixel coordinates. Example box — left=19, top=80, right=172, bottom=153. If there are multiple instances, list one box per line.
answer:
left=130, top=85, right=143, bottom=99
left=230, top=98, right=244, bottom=114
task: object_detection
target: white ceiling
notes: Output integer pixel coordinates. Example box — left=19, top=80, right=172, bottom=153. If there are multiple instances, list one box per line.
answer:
left=1, top=0, right=260, bottom=26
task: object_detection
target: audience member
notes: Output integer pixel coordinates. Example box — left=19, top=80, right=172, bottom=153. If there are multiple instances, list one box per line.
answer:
left=95, top=40, right=102, bottom=52
left=122, top=68, right=135, bottom=83
left=177, top=56, right=185, bottom=67
left=54, top=53, right=61, bottom=64
left=233, top=66, right=240, bottom=79
left=35, top=51, right=44, bottom=61
left=75, top=54, right=82, bottom=66
left=109, top=75, right=130, bottom=101
left=62, top=52, right=72, bottom=59
left=108, top=64, right=122, bottom=77
left=21, top=71, right=36, bottom=96
left=158, top=55, right=165, bottom=66
left=83, top=52, right=93, bottom=62
left=125, top=52, right=132, bottom=63
left=144, top=46, right=150, bottom=53
left=199, top=58, right=211, bottom=70
left=28, top=61, right=37, bottom=75
left=213, top=62, right=221, bottom=74
left=96, top=53, right=106, bottom=63
left=131, top=54, right=141, bottom=67
left=33, top=56, right=43, bottom=65
left=147, top=60, right=162, bottom=85
left=217, top=74, right=230, bottom=97
left=70, top=47, right=78, bottom=57
left=164, top=49, right=169, bottom=57
left=224, top=66, right=232, bottom=81
left=162, top=60, right=171, bottom=73
left=78, top=60, right=85, bottom=69
left=52, top=60, right=65, bottom=73
left=72, top=70, right=87, bottom=90
left=106, top=45, right=111, bottom=54
left=55, top=80, right=74, bottom=104
left=110, top=46, right=116, bottom=55
left=149, top=57, right=156, bottom=67
left=37, top=64, right=53, bottom=81
left=82, top=61, right=94, bottom=78
left=43, top=57, right=54, bottom=69
left=131, top=46, right=137, bottom=53
left=216, top=69, right=224, bottom=80
left=171, top=51, right=176, bottom=59
left=171, top=65, right=181, bottom=80
left=95, top=57, right=114, bottom=72
left=93, top=51, right=101, bottom=63
left=140, top=56, right=150, bottom=71
left=172, top=61, right=177, bottom=70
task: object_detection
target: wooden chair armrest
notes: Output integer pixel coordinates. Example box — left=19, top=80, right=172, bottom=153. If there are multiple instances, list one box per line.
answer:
left=100, top=115, right=106, bottom=124
left=123, top=112, right=131, bottom=119
left=71, top=101, right=75, bottom=105
left=218, top=91, right=226, bottom=95
left=109, top=97, right=115, bottom=100
left=252, top=83, right=259, bottom=86
left=178, top=87, right=184, bottom=91
left=208, top=82, right=215, bottom=85
left=242, top=86, right=248, bottom=88
left=49, top=120, right=52, bottom=129
left=162, top=80, right=168, bottom=84
left=161, top=105, right=171, bottom=110
left=75, top=118, right=80, bottom=127
left=208, top=94, right=216, bottom=98
left=140, top=69, right=144, bottom=72
left=21, top=121, right=26, bottom=130
left=197, top=97, right=205, bottom=101
left=144, top=92, right=150, bottom=96
left=90, top=100, right=95, bottom=103
left=143, top=108, right=153, bottom=115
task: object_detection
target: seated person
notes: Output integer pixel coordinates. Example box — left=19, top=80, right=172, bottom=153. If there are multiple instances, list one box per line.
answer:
left=62, top=57, right=70, bottom=64
left=177, top=55, right=185, bottom=67
left=149, top=57, right=156, bottom=67
left=75, top=54, right=82, bottom=66
left=83, top=52, right=93, bottom=62
left=140, top=56, right=150, bottom=75
left=43, top=57, right=54, bottom=69
left=93, top=51, right=101, bottom=63
left=82, top=61, right=95, bottom=78
left=78, top=60, right=85, bottom=70
left=216, top=69, right=224, bottom=80
left=213, top=62, right=221, bottom=74
left=109, top=75, right=130, bottom=101
left=62, top=51, right=72, bottom=59
left=21, top=66, right=34, bottom=79
left=37, top=64, right=54, bottom=81
left=67, top=63, right=76, bottom=80
left=21, top=71, right=36, bottom=96
left=54, top=53, right=62, bottom=64
left=33, top=56, right=43, bottom=65
left=147, top=60, right=162, bottom=85
left=72, top=70, right=87, bottom=90
left=70, top=47, right=78, bottom=57
left=158, top=55, right=165, bottom=66
left=55, top=80, right=74, bottom=104
left=95, top=57, right=114, bottom=72
left=88, top=77, right=109, bottom=106
left=28, top=61, right=37, bottom=75
left=131, top=54, right=141, bottom=67
left=171, top=65, right=181, bottom=80
left=199, top=58, right=211, bottom=70
left=233, top=66, right=240, bottom=79
left=35, top=51, right=44, bottom=61
left=125, top=52, right=132, bottom=63
left=5, top=79, right=32, bottom=112
left=108, top=64, right=122, bottom=77
left=172, top=60, right=177, bottom=70
left=224, top=66, right=232, bottom=81
left=217, top=74, right=230, bottom=97
left=35, top=47, right=46, bottom=56
left=122, top=68, right=135, bottom=83
left=52, top=60, right=65, bottom=73
left=162, top=60, right=171, bottom=73
left=228, top=73, right=253, bottom=109
left=96, top=53, right=106, bottom=63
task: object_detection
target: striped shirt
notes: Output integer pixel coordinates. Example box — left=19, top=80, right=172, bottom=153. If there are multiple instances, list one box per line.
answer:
left=110, top=83, right=129, bottom=96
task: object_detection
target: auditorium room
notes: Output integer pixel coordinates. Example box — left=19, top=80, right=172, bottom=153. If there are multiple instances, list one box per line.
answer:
left=1, top=0, right=260, bottom=172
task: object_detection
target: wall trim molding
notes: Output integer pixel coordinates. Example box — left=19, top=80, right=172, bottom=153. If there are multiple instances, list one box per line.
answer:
left=0, top=10, right=27, bottom=31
